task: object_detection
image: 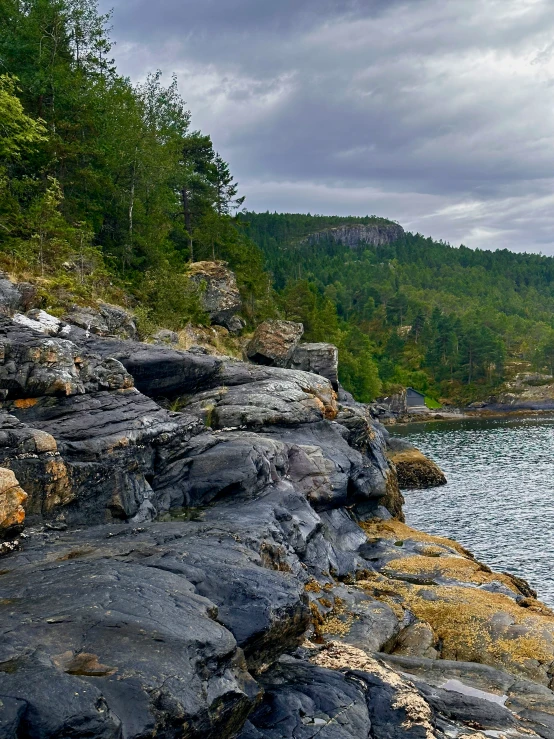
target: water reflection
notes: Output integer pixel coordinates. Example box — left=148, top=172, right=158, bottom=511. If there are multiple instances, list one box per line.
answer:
left=391, top=415, right=554, bottom=605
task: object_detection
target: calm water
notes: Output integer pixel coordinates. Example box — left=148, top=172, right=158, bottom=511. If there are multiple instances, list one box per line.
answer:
left=391, top=415, right=554, bottom=606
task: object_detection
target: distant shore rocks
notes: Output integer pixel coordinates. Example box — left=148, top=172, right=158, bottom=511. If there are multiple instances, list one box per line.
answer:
left=386, top=437, right=447, bottom=489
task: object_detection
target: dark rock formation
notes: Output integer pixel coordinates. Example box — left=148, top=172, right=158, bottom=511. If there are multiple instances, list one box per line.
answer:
left=188, top=261, right=244, bottom=332
left=0, top=305, right=553, bottom=738
left=303, top=222, right=405, bottom=249
left=247, top=320, right=304, bottom=367
left=288, top=342, right=339, bottom=389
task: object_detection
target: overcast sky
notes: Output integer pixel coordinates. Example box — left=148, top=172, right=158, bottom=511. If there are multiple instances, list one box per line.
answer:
left=100, top=0, right=554, bottom=254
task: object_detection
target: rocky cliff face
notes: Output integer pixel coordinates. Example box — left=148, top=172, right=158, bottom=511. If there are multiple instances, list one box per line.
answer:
left=303, top=222, right=405, bottom=249
left=1, top=294, right=554, bottom=738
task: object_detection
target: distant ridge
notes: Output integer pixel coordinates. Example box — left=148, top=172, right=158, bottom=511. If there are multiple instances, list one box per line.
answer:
left=303, top=222, right=405, bottom=249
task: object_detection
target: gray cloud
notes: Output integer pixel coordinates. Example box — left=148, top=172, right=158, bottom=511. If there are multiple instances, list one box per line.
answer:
left=101, top=0, right=554, bottom=254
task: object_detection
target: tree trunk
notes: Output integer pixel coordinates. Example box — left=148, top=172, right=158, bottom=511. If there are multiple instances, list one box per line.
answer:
left=181, top=188, right=193, bottom=261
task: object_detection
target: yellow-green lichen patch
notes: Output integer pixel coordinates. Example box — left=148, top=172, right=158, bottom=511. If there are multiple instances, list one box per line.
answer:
left=360, top=519, right=469, bottom=557
left=360, top=575, right=554, bottom=678
left=383, top=554, right=520, bottom=591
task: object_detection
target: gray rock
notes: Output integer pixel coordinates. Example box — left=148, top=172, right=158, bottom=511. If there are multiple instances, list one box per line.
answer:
left=288, top=342, right=339, bottom=389
left=188, top=261, right=243, bottom=332
left=0, top=549, right=260, bottom=738
left=13, top=309, right=68, bottom=336
left=247, top=320, right=304, bottom=367
left=0, top=272, right=36, bottom=316
left=97, top=302, right=138, bottom=339
left=303, top=223, right=405, bottom=249
left=239, top=659, right=372, bottom=739
left=3, top=389, right=204, bottom=525
left=151, top=328, right=179, bottom=345
left=63, top=302, right=137, bottom=340
left=0, top=317, right=134, bottom=399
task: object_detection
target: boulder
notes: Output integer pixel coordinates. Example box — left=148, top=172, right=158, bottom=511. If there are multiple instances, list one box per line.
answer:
left=188, top=261, right=243, bottom=332
left=0, top=467, right=27, bottom=538
left=288, top=342, right=339, bottom=389
left=63, top=302, right=137, bottom=340
left=386, top=437, right=447, bottom=489
left=247, top=320, right=304, bottom=367
left=375, top=388, right=408, bottom=416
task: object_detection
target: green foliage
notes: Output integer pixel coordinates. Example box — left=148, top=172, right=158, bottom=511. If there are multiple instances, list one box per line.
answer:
left=244, top=212, right=554, bottom=403
left=0, top=0, right=274, bottom=325
left=425, top=396, right=442, bottom=409
left=0, top=75, right=46, bottom=160
left=135, top=266, right=209, bottom=335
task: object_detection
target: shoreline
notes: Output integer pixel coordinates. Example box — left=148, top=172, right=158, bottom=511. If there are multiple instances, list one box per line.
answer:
left=381, top=406, right=554, bottom=426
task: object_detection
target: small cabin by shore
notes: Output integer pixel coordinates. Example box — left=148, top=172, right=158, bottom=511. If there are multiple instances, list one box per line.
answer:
left=406, top=387, right=426, bottom=410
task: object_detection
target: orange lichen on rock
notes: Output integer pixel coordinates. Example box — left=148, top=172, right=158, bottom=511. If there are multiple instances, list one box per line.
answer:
left=313, top=642, right=435, bottom=739
left=0, top=468, right=27, bottom=533
left=13, top=397, right=38, bottom=409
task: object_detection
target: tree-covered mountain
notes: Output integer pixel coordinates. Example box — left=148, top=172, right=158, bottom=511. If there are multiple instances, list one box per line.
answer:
left=242, top=212, right=554, bottom=404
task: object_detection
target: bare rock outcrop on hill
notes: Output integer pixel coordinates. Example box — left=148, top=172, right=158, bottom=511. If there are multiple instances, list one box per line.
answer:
left=188, top=260, right=244, bottom=332
left=304, top=222, right=405, bottom=249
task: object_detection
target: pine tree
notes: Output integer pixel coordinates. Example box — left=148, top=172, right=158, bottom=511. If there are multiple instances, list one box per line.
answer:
left=213, top=154, right=244, bottom=216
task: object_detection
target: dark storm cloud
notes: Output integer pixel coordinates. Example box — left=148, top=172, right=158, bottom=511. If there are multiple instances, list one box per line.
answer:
left=101, top=0, right=554, bottom=253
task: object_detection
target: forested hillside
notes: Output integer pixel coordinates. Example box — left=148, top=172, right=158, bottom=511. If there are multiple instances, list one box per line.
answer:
left=243, top=212, right=554, bottom=404
left=0, top=0, right=273, bottom=329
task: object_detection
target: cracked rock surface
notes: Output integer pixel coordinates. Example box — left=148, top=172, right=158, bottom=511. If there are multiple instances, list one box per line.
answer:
left=0, top=310, right=554, bottom=738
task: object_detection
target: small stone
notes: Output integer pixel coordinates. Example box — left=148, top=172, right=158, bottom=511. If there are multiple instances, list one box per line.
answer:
left=151, top=329, right=179, bottom=345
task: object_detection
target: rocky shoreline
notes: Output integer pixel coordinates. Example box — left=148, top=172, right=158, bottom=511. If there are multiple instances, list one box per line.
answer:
left=1, top=279, right=554, bottom=737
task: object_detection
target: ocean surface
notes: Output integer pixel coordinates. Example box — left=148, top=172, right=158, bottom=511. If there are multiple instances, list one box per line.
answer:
left=390, top=415, right=554, bottom=606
